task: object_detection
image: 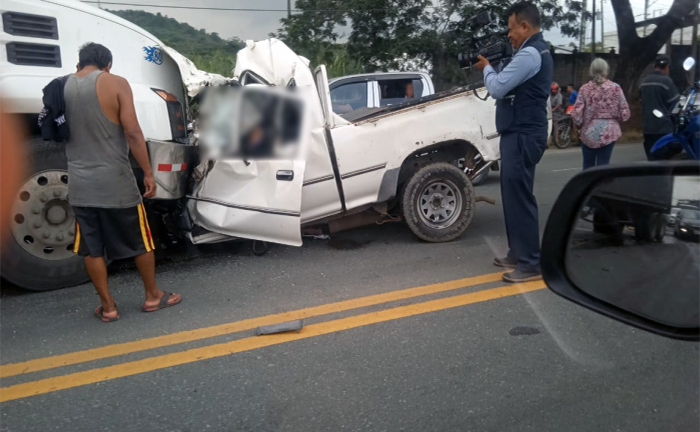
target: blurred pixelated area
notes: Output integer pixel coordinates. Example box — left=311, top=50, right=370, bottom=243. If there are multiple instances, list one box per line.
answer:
left=196, top=86, right=306, bottom=161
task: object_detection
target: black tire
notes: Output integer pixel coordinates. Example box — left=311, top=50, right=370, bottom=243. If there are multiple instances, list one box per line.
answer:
left=401, top=163, right=475, bottom=243
left=634, top=211, right=649, bottom=242
left=554, top=123, right=573, bottom=149
left=1, top=139, right=89, bottom=291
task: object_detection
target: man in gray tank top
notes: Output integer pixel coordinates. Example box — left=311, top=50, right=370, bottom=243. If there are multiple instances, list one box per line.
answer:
left=65, top=43, right=182, bottom=322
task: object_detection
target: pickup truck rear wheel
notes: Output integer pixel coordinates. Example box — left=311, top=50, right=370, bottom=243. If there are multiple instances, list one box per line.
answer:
left=1, top=139, right=89, bottom=291
left=402, top=163, right=475, bottom=242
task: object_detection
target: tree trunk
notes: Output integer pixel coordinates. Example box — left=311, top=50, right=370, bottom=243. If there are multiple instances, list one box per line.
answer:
left=431, top=52, right=450, bottom=91
left=615, top=49, right=653, bottom=96
left=611, top=0, right=696, bottom=95
left=614, top=39, right=663, bottom=95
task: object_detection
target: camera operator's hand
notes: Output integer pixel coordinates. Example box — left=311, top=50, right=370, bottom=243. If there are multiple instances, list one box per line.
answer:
left=473, top=55, right=490, bottom=72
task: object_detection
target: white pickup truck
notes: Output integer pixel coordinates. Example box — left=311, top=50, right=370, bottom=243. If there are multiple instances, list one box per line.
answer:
left=2, top=0, right=502, bottom=291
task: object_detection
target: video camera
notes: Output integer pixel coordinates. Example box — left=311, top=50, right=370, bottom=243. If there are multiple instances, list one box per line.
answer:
left=457, top=11, right=513, bottom=69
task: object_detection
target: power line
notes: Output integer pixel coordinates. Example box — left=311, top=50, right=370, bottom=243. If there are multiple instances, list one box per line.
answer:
left=81, top=1, right=432, bottom=12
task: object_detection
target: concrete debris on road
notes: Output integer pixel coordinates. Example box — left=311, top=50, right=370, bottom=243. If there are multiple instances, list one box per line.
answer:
left=256, top=320, right=304, bottom=335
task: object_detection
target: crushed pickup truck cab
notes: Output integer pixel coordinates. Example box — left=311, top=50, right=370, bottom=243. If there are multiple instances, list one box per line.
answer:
left=185, top=38, right=501, bottom=246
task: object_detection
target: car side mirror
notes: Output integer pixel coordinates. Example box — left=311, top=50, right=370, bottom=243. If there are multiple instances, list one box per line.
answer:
left=541, top=163, right=700, bottom=341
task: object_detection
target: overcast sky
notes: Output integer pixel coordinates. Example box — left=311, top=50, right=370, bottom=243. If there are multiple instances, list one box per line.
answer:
left=90, top=0, right=671, bottom=47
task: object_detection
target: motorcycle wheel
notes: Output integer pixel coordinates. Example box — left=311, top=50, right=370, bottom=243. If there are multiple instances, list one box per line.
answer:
left=554, top=123, right=573, bottom=149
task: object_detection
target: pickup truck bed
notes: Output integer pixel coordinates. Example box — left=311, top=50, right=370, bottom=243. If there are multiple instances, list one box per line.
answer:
left=340, top=85, right=488, bottom=124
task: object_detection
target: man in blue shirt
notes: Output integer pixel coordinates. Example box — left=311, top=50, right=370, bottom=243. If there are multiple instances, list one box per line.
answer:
left=474, top=1, right=553, bottom=283
left=567, top=84, right=578, bottom=107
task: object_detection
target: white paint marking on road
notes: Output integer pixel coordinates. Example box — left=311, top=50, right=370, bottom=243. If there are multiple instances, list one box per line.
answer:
left=552, top=168, right=580, bottom=172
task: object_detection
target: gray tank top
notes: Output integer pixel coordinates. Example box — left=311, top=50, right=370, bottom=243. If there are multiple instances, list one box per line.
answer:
left=64, top=70, right=141, bottom=208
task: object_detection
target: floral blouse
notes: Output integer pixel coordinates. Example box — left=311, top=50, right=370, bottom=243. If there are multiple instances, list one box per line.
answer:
left=571, top=80, right=631, bottom=148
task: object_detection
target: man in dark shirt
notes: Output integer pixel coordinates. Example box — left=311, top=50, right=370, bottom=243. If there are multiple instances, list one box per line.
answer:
left=639, top=55, right=680, bottom=160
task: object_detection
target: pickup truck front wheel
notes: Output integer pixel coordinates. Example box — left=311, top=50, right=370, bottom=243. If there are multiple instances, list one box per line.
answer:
left=402, top=163, right=475, bottom=242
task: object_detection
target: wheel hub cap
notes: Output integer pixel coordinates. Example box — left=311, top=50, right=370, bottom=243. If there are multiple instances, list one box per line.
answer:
left=47, top=205, right=67, bottom=224
left=10, top=170, right=76, bottom=260
left=417, top=180, right=463, bottom=230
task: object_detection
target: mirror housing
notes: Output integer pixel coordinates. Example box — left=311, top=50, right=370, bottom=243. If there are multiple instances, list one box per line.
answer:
left=542, top=162, right=700, bottom=341
left=683, top=57, right=696, bottom=72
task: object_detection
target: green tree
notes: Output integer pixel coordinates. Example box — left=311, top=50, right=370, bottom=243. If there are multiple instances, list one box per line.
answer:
left=109, top=9, right=244, bottom=76
left=273, top=0, right=347, bottom=68
left=274, top=0, right=587, bottom=90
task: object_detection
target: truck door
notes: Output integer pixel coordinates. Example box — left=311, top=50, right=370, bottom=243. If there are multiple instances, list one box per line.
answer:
left=188, top=87, right=309, bottom=246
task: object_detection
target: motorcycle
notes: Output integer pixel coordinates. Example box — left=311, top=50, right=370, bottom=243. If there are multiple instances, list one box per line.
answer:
left=551, top=106, right=576, bottom=149
left=650, top=57, right=700, bottom=161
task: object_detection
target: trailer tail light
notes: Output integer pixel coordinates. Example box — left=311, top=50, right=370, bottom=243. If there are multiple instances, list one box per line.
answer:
left=2, top=12, right=58, bottom=39
left=152, top=88, right=187, bottom=142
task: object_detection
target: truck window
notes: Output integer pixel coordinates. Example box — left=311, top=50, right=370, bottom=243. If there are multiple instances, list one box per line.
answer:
left=330, top=82, right=367, bottom=114
left=378, top=78, right=423, bottom=106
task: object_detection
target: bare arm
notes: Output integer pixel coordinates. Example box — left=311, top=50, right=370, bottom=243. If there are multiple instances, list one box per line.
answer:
left=117, top=77, right=156, bottom=198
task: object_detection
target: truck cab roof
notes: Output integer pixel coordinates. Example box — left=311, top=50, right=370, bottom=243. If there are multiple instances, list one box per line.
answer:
left=328, top=71, right=430, bottom=87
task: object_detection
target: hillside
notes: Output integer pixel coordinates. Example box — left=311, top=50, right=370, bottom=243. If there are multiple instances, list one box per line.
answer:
left=109, top=9, right=243, bottom=76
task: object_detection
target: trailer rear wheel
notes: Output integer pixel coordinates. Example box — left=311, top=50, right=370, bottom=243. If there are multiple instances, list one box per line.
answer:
left=402, top=163, right=475, bottom=242
left=1, top=139, right=89, bottom=291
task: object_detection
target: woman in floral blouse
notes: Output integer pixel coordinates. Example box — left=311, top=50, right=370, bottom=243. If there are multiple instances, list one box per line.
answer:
left=571, top=58, right=631, bottom=169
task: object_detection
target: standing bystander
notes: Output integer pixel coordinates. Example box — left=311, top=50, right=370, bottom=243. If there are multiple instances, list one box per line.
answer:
left=473, top=2, right=553, bottom=282
left=65, top=43, right=182, bottom=322
left=571, top=58, right=631, bottom=169
left=640, top=55, right=680, bottom=160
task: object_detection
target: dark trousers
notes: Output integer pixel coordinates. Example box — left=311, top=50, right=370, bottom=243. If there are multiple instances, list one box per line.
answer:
left=500, top=132, right=546, bottom=273
left=582, top=142, right=615, bottom=169
left=643, top=134, right=665, bottom=160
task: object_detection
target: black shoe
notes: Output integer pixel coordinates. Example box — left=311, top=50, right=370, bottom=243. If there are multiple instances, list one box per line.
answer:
left=502, top=269, right=543, bottom=283
left=493, top=257, right=517, bottom=269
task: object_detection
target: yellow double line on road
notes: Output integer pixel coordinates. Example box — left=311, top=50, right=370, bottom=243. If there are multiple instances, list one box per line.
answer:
left=0, top=273, right=546, bottom=403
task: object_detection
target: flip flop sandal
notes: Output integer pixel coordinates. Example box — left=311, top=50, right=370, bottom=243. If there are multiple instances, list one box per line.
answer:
left=142, top=292, right=182, bottom=313
left=95, top=305, right=120, bottom=323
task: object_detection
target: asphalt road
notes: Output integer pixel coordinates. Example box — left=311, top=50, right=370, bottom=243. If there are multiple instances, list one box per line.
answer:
left=1, top=144, right=698, bottom=432
left=569, top=225, right=700, bottom=328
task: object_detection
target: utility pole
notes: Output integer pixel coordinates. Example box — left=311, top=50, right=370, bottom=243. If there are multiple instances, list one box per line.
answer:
left=600, top=0, right=605, bottom=52
left=692, top=1, right=699, bottom=82
left=579, top=0, right=588, bottom=51
left=591, top=0, right=597, bottom=59
left=287, top=0, right=291, bottom=18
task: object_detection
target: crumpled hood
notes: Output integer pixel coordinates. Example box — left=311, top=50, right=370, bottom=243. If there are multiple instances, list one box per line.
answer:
left=161, top=45, right=236, bottom=97
left=234, top=39, right=313, bottom=87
